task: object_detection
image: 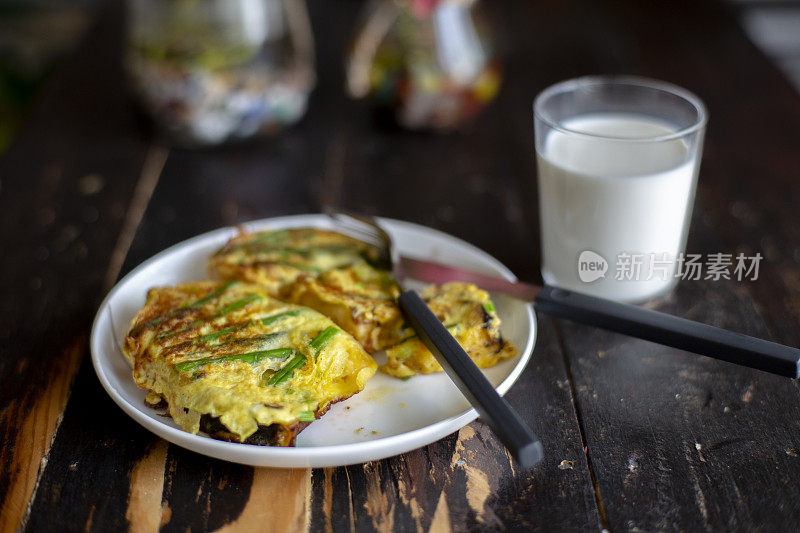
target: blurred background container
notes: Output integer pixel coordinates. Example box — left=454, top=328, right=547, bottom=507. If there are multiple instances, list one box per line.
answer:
left=346, top=0, right=501, bottom=131
left=125, top=0, right=316, bottom=147
left=0, top=0, right=798, bottom=151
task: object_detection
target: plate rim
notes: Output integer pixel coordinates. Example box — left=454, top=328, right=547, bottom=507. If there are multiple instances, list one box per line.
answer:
left=90, top=214, right=536, bottom=466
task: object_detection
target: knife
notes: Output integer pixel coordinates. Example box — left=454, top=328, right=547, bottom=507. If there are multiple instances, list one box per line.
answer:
left=399, top=256, right=800, bottom=379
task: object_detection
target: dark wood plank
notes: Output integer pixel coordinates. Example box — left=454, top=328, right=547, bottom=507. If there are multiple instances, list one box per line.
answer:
left=23, top=358, right=163, bottom=532
left=557, top=279, right=800, bottom=531
left=23, top=1, right=598, bottom=531
left=22, top=0, right=351, bottom=527
left=158, top=446, right=254, bottom=533
left=13, top=0, right=800, bottom=530
left=304, top=320, right=599, bottom=532
left=545, top=0, right=800, bottom=530
left=0, top=1, right=159, bottom=530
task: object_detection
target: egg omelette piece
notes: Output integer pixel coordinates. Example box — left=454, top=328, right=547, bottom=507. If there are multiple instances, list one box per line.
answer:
left=210, top=228, right=405, bottom=353
left=123, top=280, right=377, bottom=446
left=209, top=228, right=382, bottom=296
left=282, top=262, right=404, bottom=353
left=209, top=228, right=518, bottom=377
left=380, top=283, right=516, bottom=378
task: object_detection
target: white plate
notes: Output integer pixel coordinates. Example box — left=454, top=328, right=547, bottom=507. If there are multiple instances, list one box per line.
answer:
left=91, top=215, right=536, bottom=467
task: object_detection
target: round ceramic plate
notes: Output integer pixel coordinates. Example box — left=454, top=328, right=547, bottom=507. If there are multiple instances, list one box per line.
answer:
left=91, top=215, right=537, bottom=467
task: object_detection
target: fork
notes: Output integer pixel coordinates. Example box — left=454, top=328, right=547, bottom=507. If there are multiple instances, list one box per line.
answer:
left=325, top=209, right=545, bottom=470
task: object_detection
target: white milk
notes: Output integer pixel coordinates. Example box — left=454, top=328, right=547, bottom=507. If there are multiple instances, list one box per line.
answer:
left=537, top=113, right=698, bottom=302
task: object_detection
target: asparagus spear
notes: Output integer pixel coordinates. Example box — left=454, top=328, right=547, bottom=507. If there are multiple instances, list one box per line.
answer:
left=174, top=348, right=292, bottom=373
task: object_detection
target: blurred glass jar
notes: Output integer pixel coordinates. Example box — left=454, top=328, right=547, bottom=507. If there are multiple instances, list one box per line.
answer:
left=125, top=0, right=315, bottom=147
left=346, top=0, right=501, bottom=131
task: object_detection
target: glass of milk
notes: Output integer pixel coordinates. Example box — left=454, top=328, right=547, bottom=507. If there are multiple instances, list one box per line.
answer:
left=534, top=76, right=707, bottom=303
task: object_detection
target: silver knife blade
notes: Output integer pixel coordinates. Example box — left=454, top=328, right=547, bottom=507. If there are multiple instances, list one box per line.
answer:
left=399, top=256, right=542, bottom=301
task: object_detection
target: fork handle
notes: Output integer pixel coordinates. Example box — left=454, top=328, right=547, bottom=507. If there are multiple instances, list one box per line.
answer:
left=398, top=290, right=544, bottom=469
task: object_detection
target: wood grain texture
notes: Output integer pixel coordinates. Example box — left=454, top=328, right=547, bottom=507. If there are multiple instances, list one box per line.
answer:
left=104, top=145, right=169, bottom=291
left=556, top=280, right=800, bottom=530
left=0, top=1, right=156, bottom=530
left=0, top=336, right=84, bottom=532
left=540, top=0, right=800, bottom=529
left=20, top=2, right=597, bottom=531
left=4, top=0, right=800, bottom=531
left=216, top=469, right=311, bottom=533
left=127, top=440, right=169, bottom=533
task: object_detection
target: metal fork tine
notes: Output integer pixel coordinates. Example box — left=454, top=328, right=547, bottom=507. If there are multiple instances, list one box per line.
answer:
left=323, top=209, right=387, bottom=243
left=332, top=223, right=381, bottom=242
left=340, top=212, right=391, bottom=250
left=324, top=207, right=395, bottom=271
left=330, top=226, right=384, bottom=249
left=326, top=210, right=381, bottom=236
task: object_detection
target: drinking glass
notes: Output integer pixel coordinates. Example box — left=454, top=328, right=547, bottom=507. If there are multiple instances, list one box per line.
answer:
left=346, top=0, right=501, bottom=131
left=534, top=76, right=707, bottom=303
left=125, top=0, right=315, bottom=147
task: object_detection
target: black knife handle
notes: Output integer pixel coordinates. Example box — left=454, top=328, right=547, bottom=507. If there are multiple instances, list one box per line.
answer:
left=398, top=290, right=544, bottom=469
left=535, top=285, right=800, bottom=378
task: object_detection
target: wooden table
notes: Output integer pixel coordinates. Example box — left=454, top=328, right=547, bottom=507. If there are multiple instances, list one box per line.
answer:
left=3, top=0, right=800, bottom=530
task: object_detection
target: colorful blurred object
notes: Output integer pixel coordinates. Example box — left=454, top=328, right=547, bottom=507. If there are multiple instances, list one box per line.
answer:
left=347, top=0, right=501, bottom=132
left=125, top=0, right=315, bottom=147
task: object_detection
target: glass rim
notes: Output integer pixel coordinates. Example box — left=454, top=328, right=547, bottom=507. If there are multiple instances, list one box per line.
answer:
left=533, top=75, right=708, bottom=143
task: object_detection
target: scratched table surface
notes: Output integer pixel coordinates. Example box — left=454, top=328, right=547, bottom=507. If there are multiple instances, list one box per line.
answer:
left=2, top=0, right=800, bottom=531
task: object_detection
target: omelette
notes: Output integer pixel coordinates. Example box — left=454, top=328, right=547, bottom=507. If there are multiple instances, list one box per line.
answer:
left=211, top=228, right=404, bottom=352
left=209, top=228, right=382, bottom=295
left=123, top=280, right=377, bottom=446
left=210, top=227, right=517, bottom=378
left=282, top=262, right=404, bottom=352
left=381, top=283, right=516, bottom=378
